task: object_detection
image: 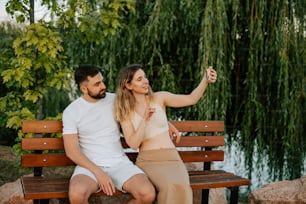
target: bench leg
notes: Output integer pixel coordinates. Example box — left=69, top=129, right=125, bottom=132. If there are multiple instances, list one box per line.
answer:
left=201, top=189, right=209, bottom=204
left=34, top=199, right=49, bottom=204
left=229, top=187, right=239, bottom=204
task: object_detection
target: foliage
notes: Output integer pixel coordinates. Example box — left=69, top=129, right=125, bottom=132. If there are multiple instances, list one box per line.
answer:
left=1, top=22, right=70, bottom=108
left=0, top=0, right=137, bottom=151
left=5, top=0, right=60, bottom=23
left=1, top=0, right=305, bottom=185
left=0, top=22, right=22, bottom=146
left=56, top=0, right=135, bottom=41
left=62, top=0, right=305, bottom=182
left=229, top=0, right=305, bottom=180
left=0, top=21, right=72, bottom=146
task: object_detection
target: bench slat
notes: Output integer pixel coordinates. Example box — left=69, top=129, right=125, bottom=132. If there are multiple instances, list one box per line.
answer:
left=22, top=136, right=224, bottom=150
left=21, top=177, right=125, bottom=199
left=188, top=170, right=233, bottom=177
left=21, top=151, right=223, bottom=167
left=21, top=153, right=139, bottom=167
left=21, top=154, right=74, bottom=167
left=179, top=150, right=224, bottom=162
left=169, top=121, right=224, bottom=132
left=22, top=138, right=64, bottom=150
left=22, top=120, right=224, bottom=134
left=22, top=120, right=62, bottom=133
left=175, top=136, right=224, bottom=147
left=190, top=174, right=250, bottom=189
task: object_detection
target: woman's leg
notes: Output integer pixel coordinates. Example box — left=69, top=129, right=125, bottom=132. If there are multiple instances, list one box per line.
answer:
left=137, top=149, right=192, bottom=204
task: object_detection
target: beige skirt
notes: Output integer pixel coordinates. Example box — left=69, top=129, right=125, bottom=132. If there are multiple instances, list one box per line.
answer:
left=136, top=148, right=193, bottom=204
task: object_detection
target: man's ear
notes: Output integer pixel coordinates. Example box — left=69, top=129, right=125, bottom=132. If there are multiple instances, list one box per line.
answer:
left=80, top=84, right=87, bottom=93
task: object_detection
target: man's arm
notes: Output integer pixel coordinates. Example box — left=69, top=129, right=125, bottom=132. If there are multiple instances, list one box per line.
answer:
left=63, top=134, right=116, bottom=195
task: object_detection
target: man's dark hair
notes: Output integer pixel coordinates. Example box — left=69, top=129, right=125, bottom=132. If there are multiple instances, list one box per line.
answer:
left=75, top=65, right=102, bottom=86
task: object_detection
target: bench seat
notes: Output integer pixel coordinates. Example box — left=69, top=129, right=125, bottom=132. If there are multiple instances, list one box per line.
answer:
left=21, top=170, right=249, bottom=199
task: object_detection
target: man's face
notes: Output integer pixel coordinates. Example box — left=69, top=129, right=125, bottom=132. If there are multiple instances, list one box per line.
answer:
left=81, top=73, right=106, bottom=101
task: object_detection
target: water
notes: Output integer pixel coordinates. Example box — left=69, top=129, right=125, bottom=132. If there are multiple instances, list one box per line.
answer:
left=214, top=134, right=306, bottom=193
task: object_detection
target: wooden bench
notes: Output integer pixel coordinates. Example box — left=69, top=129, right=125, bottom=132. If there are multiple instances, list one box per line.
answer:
left=21, top=120, right=250, bottom=204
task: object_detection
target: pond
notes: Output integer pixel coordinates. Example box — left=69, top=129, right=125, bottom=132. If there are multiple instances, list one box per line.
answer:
left=215, top=133, right=306, bottom=195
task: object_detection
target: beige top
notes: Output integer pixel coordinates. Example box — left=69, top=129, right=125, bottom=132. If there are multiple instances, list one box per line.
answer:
left=131, top=102, right=169, bottom=140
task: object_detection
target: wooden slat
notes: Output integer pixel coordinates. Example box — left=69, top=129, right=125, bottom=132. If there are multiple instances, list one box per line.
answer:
left=175, top=136, right=224, bottom=147
left=21, top=177, right=125, bottom=199
left=22, top=120, right=224, bottom=134
left=21, top=152, right=139, bottom=167
left=188, top=170, right=233, bottom=177
left=21, top=154, right=74, bottom=167
left=20, top=151, right=223, bottom=166
left=22, top=120, right=62, bottom=133
left=169, top=120, right=224, bottom=132
left=22, top=138, right=64, bottom=150
left=179, top=150, right=224, bottom=162
left=21, top=136, right=224, bottom=151
left=21, top=177, right=69, bottom=199
left=190, top=174, right=250, bottom=190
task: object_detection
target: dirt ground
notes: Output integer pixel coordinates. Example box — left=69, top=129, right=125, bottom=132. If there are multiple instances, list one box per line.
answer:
left=0, top=145, right=17, bottom=161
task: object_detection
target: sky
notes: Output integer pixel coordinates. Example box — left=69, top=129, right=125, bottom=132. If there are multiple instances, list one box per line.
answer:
left=0, top=1, right=49, bottom=22
left=0, top=2, right=11, bottom=22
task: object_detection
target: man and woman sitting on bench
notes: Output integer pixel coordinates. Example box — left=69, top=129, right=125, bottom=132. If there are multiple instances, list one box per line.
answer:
left=62, top=64, right=217, bottom=204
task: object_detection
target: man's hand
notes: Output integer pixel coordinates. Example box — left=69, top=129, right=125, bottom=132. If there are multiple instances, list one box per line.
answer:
left=168, top=122, right=181, bottom=144
left=96, top=170, right=116, bottom=196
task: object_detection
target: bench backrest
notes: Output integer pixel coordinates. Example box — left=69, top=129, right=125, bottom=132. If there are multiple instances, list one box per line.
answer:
left=21, top=120, right=225, bottom=169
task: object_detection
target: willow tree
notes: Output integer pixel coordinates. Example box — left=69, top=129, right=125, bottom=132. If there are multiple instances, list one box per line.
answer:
left=232, top=0, right=305, bottom=181
left=61, top=0, right=305, bottom=182
left=2, top=0, right=304, bottom=183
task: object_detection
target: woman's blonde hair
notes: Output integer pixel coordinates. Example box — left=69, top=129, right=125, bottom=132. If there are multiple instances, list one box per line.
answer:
left=114, top=64, right=153, bottom=122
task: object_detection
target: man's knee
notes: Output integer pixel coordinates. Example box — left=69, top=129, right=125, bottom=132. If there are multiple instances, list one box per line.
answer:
left=69, top=185, right=89, bottom=204
left=69, top=175, right=98, bottom=204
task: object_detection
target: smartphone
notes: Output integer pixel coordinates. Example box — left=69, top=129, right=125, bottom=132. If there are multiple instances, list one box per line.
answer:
left=206, top=68, right=211, bottom=80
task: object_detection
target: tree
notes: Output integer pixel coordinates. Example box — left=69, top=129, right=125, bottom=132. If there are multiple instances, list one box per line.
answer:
left=0, top=22, right=71, bottom=133
left=5, top=0, right=59, bottom=24
left=2, top=0, right=305, bottom=184
left=67, top=0, right=305, bottom=181
left=0, top=22, right=22, bottom=146
left=1, top=0, right=136, bottom=152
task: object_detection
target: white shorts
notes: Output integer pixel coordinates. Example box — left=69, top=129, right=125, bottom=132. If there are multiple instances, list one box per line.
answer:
left=71, top=159, right=144, bottom=192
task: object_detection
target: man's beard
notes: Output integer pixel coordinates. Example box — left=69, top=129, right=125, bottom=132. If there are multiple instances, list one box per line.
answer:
left=87, top=89, right=106, bottom=99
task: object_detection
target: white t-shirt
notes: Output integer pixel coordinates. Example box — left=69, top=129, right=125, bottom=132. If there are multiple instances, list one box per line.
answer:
left=62, top=92, right=126, bottom=167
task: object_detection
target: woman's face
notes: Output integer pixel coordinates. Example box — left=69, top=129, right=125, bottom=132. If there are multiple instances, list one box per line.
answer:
left=125, top=69, right=149, bottom=94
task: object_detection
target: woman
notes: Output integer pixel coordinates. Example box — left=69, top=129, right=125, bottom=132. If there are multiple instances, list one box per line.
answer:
left=114, top=64, right=217, bottom=204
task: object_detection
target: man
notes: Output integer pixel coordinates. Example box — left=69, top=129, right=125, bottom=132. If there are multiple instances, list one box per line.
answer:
left=62, top=65, right=156, bottom=204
